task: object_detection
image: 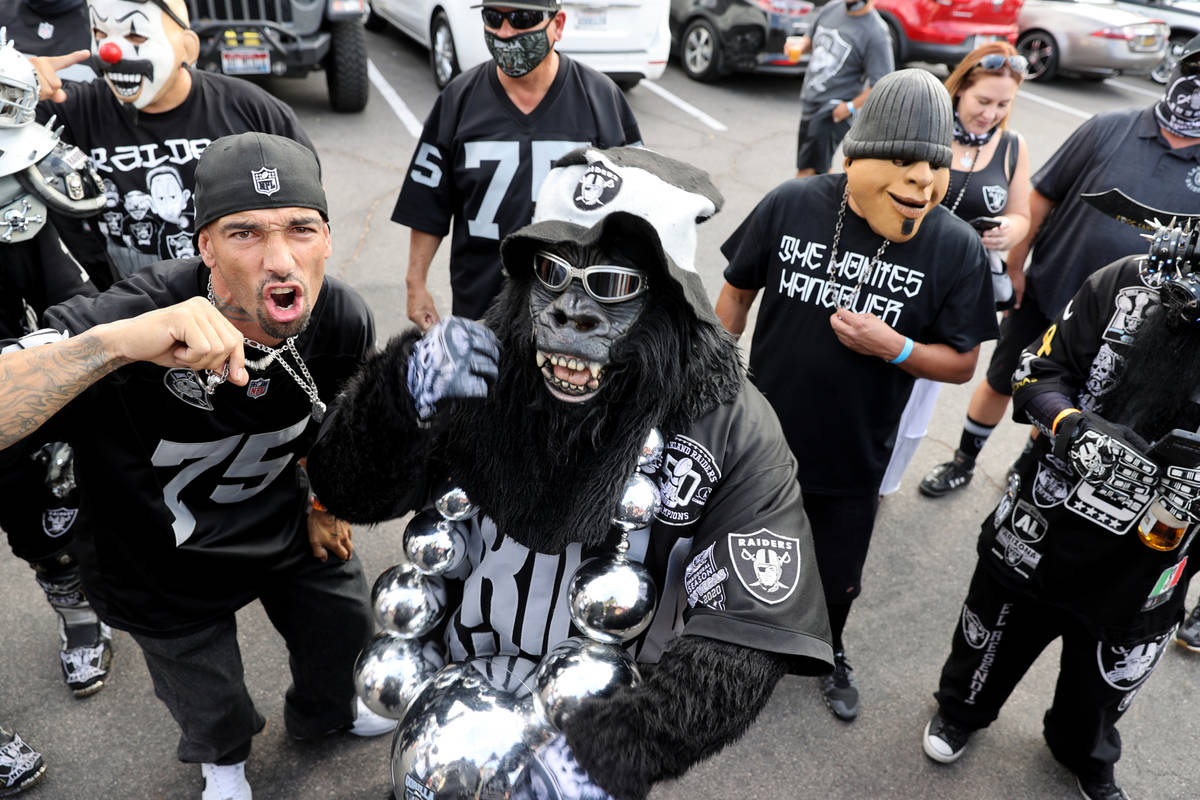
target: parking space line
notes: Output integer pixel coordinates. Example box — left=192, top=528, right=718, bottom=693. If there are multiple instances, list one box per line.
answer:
left=367, top=59, right=423, bottom=138
left=1107, top=78, right=1164, bottom=100
left=639, top=80, right=728, bottom=132
left=1017, top=88, right=1093, bottom=121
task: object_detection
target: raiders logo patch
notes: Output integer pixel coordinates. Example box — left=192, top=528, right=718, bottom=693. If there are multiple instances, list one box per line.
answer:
left=43, top=507, right=78, bottom=537
left=728, top=529, right=799, bottom=605
left=1010, top=500, right=1047, bottom=544
left=654, top=435, right=720, bottom=526
left=1097, top=628, right=1174, bottom=690
left=961, top=605, right=991, bottom=650
left=164, top=368, right=213, bottom=411
left=684, top=543, right=729, bottom=611
left=982, top=184, right=1007, bottom=215
left=573, top=163, right=622, bottom=210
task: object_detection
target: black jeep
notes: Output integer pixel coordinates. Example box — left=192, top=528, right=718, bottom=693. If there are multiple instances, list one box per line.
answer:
left=185, top=0, right=369, bottom=112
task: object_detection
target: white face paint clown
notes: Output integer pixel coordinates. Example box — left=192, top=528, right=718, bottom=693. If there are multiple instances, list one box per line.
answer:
left=88, top=0, right=199, bottom=110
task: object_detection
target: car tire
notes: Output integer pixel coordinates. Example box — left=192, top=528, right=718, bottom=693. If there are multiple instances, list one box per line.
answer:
left=884, top=19, right=905, bottom=66
left=364, top=3, right=388, bottom=33
left=1151, top=33, right=1193, bottom=85
left=1017, top=30, right=1058, bottom=82
left=326, top=21, right=369, bottom=112
left=430, top=10, right=460, bottom=90
left=681, top=18, right=721, bottom=82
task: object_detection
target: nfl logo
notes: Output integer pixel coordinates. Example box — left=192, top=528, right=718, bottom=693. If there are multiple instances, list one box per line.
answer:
left=247, top=377, right=270, bottom=398
left=38, top=21, right=54, bottom=39
left=251, top=167, right=280, bottom=196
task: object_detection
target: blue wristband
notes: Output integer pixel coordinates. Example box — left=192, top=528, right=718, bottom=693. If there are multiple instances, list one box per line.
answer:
left=888, top=337, right=914, bottom=365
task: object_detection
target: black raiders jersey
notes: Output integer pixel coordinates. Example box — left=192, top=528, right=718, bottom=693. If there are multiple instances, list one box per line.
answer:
left=391, top=54, right=641, bottom=320
left=432, top=386, right=833, bottom=674
left=984, top=255, right=1200, bottom=641
left=29, top=258, right=374, bottom=636
left=1, top=0, right=95, bottom=81
left=37, top=69, right=313, bottom=280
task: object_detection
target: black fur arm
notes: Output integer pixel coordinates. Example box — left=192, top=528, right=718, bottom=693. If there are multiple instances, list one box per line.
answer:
left=307, top=330, right=434, bottom=523
left=562, top=636, right=788, bottom=800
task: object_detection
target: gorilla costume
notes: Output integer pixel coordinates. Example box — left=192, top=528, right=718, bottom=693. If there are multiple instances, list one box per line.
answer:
left=308, top=147, right=832, bottom=799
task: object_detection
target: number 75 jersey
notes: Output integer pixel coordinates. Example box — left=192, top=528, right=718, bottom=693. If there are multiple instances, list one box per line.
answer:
left=33, top=258, right=375, bottom=637
left=391, top=55, right=641, bottom=321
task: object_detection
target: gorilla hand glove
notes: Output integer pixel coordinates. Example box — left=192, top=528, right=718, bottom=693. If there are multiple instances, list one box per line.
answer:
left=406, top=317, right=500, bottom=423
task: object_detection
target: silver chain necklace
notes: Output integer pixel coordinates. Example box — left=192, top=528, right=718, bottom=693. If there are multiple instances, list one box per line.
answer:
left=825, top=188, right=892, bottom=311
left=946, top=144, right=981, bottom=215
left=203, top=277, right=327, bottom=422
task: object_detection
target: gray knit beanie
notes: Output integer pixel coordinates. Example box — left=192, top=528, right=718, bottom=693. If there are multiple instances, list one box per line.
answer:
left=842, top=68, right=953, bottom=170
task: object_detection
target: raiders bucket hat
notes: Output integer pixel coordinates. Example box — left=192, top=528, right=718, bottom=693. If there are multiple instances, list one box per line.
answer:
left=193, top=132, right=326, bottom=232
left=501, top=146, right=723, bottom=323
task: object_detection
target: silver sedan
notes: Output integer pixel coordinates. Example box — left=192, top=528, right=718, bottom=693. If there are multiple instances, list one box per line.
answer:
left=1018, top=0, right=1169, bottom=80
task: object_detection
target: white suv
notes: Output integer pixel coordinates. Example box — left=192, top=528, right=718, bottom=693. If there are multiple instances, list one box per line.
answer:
left=370, top=0, right=671, bottom=89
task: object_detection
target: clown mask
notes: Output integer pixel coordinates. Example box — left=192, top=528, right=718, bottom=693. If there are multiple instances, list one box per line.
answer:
left=89, top=0, right=199, bottom=110
left=844, top=156, right=949, bottom=242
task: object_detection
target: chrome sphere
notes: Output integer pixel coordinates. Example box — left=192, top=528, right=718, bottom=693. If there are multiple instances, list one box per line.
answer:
left=611, top=472, right=661, bottom=533
left=403, top=512, right=468, bottom=576
left=391, top=658, right=553, bottom=799
left=434, top=484, right=478, bottom=521
left=371, top=564, right=446, bottom=638
left=353, top=632, right=441, bottom=719
left=533, top=638, right=641, bottom=730
left=567, top=555, right=658, bottom=644
left=637, top=427, right=664, bottom=468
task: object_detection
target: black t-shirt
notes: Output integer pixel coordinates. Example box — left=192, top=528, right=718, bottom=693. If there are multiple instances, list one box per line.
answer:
left=722, top=173, right=998, bottom=495
left=38, top=69, right=314, bottom=280
left=37, top=259, right=374, bottom=636
left=435, top=385, right=832, bottom=674
left=391, top=55, right=642, bottom=320
left=0, top=227, right=95, bottom=339
left=986, top=256, right=1200, bottom=641
left=2, top=0, right=95, bottom=81
left=1028, top=107, right=1200, bottom=318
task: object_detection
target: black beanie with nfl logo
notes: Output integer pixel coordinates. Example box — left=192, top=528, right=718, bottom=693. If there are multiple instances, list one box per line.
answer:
left=193, top=132, right=327, bottom=232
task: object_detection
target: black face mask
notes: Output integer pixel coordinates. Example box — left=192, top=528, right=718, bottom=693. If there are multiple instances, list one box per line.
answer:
left=1155, top=58, right=1200, bottom=138
left=845, top=0, right=867, bottom=11
left=24, top=0, right=84, bottom=15
left=484, top=26, right=551, bottom=78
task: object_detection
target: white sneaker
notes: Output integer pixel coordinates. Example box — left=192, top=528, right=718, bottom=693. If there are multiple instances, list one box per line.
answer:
left=201, top=761, right=252, bottom=800
left=349, top=697, right=397, bottom=738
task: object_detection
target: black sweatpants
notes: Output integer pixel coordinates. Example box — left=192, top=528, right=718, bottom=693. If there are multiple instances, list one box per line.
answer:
left=802, top=490, right=880, bottom=652
left=0, top=457, right=79, bottom=564
left=130, top=551, right=372, bottom=765
left=933, top=563, right=1174, bottom=783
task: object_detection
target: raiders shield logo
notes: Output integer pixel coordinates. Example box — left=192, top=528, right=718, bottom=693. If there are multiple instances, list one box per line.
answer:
left=251, top=167, right=280, bottom=196
left=166, top=230, right=196, bottom=259
left=247, top=377, right=270, bottom=398
left=961, top=605, right=991, bottom=649
left=163, top=368, right=214, bottom=411
left=982, top=184, right=1008, bottom=215
left=728, top=529, right=800, bottom=605
left=1097, top=628, right=1175, bottom=689
left=573, top=163, right=622, bottom=210
left=43, top=507, right=78, bottom=537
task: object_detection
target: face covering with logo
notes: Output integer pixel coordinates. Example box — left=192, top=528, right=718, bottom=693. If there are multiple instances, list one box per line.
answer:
left=1155, top=63, right=1200, bottom=138
left=485, top=26, right=551, bottom=78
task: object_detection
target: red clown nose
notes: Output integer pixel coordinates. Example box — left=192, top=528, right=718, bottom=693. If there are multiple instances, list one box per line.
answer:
left=98, top=42, right=122, bottom=64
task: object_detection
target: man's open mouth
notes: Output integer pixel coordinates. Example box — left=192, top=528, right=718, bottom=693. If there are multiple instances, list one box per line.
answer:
left=536, top=350, right=605, bottom=402
left=264, top=284, right=304, bottom=324
left=888, top=192, right=928, bottom=219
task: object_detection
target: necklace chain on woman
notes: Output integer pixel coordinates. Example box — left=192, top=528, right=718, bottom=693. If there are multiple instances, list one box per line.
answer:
left=825, top=188, right=892, bottom=311
left=947, top=145, right=981, bottom=215
left=203, top=277, right=326, bottom=422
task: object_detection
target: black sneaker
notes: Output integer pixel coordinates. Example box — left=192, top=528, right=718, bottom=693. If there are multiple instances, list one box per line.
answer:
left=1175, top=605, right=1200, bottom=652
left=1077, top=775, right=1130, bottom=800
left=819, top=651, right=859, bottom=722
left=922, top=712, right=973, bottom=763
left=0, top=728, right=46, bottom=797
left=919, top=451, right=975, bottom=498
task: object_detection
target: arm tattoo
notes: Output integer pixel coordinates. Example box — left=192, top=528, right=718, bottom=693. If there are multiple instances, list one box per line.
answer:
left=0, top=334, right=125, bottom=449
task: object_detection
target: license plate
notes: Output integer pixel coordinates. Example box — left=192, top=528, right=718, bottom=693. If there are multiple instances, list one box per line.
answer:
left=577, top=8, right=606, bottom=28
left=221, top=48, right=271, bottom=76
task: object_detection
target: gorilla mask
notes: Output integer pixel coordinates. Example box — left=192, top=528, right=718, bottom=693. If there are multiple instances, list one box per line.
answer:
left=88, top=0, right=199, bottom=110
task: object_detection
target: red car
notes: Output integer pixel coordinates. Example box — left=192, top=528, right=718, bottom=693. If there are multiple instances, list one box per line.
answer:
left=874, top=0, right=1022, bottom=67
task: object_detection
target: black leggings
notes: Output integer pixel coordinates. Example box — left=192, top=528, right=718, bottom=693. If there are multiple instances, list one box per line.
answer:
left=801, top=490, right=880, bottom=651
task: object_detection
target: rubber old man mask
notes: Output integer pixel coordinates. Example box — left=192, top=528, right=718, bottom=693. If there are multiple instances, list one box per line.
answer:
left=88, top=0, right=199, bottom=110
left=839, top=68, right=955, bottom=243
